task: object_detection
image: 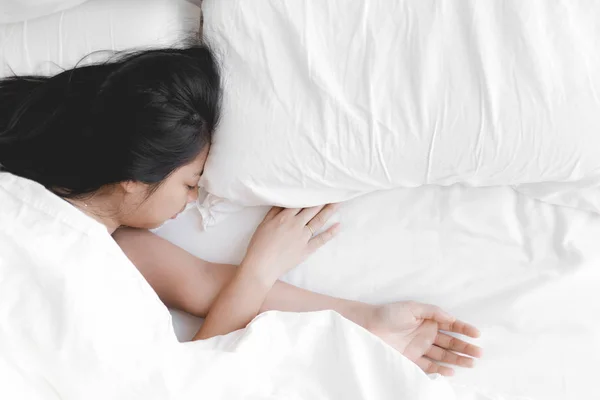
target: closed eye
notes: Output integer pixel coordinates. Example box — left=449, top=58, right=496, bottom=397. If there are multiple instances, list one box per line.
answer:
left=186, top=185, right=197, bottom=191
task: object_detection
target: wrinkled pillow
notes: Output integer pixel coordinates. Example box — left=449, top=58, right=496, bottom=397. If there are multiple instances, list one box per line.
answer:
left=200, top=0, right=600, bottom=211
left=0, top=0, right=88, bottom=23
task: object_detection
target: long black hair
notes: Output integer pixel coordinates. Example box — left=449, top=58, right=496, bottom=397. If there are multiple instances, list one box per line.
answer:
left=0, top=43, right=221, bottom=198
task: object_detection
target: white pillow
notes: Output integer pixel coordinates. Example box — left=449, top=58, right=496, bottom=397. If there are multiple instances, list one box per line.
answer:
left=201, top=0, right=600, bottom=210
left=1, top=0, right=201, bottom=77
left=0, top=0, right=88, bottom=23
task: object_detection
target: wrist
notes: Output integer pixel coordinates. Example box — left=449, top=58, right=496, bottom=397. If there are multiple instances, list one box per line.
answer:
left=238, top=258, right=279, bottom=289
left=339, top=301, right=376, bottom=330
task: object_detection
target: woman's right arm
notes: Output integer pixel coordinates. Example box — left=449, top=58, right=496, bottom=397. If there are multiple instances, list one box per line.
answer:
left=113, top=221, right=361, bottom=323
left=114, top=205, right=341, bottom=339
left=192, top=205, right=340, bottom=339
left=114, top=213, right=482, bottom=375
left=191, top=258, right=276, bottom=340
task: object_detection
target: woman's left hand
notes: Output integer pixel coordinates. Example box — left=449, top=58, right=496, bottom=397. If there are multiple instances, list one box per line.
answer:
left=360, top=301, right=482, bottom=376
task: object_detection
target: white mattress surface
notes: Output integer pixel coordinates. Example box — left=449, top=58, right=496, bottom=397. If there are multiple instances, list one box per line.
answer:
left=157, top=185, right=600, bottom=400
left=0, top=0, right=200, bottom=76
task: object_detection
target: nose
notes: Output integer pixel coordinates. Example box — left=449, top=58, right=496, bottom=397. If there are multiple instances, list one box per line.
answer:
left=187, top=187, right=199, bottom=203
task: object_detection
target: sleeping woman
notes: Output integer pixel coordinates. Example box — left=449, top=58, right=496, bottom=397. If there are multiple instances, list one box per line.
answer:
left=0, top=43, right=481, bottom=376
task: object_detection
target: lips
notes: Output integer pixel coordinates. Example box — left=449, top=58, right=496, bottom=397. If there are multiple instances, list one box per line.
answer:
left=171, top=205, right=187, bottom=220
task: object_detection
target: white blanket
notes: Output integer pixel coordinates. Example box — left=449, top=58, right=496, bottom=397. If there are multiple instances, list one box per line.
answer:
left=0, top=173, right=511, bottom=399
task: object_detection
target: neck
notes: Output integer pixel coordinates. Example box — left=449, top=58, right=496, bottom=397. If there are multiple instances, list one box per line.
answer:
left=68, top=196, right=121, bottom=234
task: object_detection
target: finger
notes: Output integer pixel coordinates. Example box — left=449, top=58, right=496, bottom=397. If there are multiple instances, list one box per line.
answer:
left=414, top=357, right=455, bottom=377
left=307, top=223, right=340, bottom=253
left=425, top=345, right=475, bottom=368
left=438, top=320, right=481, bottom=338
left=263, top=207, right=283, bottom=221
left=435, top=333, right=483, bottom=358
left=280, top=207, right=302, bottom=217
left=408, top=302, right=455, bottom=324
left=305, top=203, right=339, bottom=232
left=297, top=205, right=325, bottom=225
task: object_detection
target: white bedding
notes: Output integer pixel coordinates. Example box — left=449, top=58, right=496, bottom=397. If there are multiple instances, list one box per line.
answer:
left=0, top=0, right=88, bottom=24
left=200, top=0, right=600, bottom=216
left=157, top=185, right=600, bottom=400
left=0, top=172, right=509, bottom=400
left=0, top=0, right=200, bottom=76
left=1, top=0, right=597, bottom=398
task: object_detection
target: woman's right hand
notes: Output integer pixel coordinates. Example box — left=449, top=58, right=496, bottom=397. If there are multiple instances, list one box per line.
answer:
left=241, top=204, right=340, bottom=285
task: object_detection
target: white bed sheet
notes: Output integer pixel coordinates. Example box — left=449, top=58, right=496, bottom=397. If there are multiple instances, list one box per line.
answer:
left=157, top=185, right=600, bottom=400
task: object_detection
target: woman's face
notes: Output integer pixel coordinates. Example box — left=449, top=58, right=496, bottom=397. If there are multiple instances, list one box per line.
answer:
left=121, top=146, right=209, bottom=229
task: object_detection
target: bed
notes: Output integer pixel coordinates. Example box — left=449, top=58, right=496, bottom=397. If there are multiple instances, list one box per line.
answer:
left=1, top=0, right=598, bottom=399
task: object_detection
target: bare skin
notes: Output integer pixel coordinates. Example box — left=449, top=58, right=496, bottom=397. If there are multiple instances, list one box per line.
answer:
left=69, top=147, right=209, bottom=234
left=114, top=210, right=482, bottom=376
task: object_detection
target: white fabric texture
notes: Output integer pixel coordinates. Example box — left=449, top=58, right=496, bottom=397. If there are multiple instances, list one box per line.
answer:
left=0, top=0, right=200, bottom=77
left=196, top=186, right=245, bottom=230
left=200, top=0, right=600, bottom=210
left=514, top=179, right=600, bottom=215
left=0, top=172, right=510, bottom=399
left=158, top=184, right=600, bottom=400
left=0, top=0, right=88, bottom=24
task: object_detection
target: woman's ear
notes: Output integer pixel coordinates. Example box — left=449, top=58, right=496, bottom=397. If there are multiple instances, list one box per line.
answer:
left=120, top=180, right=147, bottom=194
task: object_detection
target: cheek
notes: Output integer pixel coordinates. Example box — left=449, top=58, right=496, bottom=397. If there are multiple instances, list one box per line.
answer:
left=152, top=188, right=187, bottom=216
left=137, top=188, right=188, bottom=227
